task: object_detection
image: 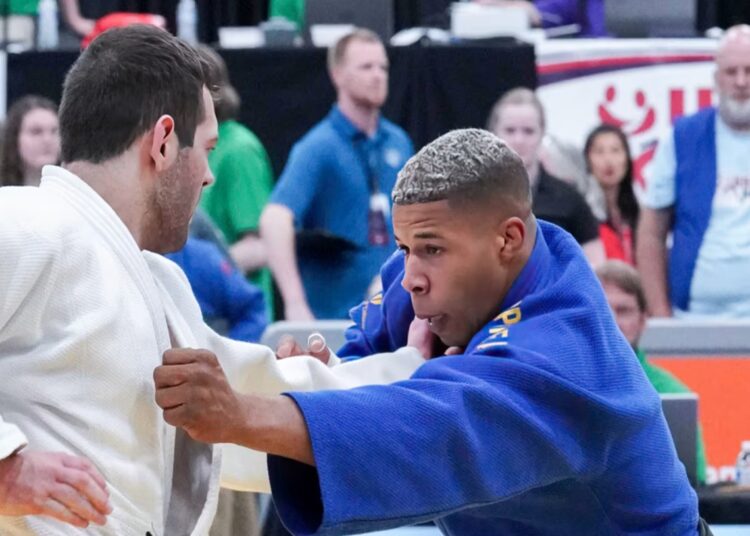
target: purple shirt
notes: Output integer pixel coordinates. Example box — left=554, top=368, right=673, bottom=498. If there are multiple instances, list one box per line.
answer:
left=535, top=0, right=607, bottom=37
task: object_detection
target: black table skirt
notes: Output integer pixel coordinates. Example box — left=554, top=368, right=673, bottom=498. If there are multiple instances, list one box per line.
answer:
left=7, top=41, right=536, bottom=175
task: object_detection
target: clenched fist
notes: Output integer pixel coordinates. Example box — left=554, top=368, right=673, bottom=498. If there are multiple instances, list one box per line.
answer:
left=154, top=348, right=245, bottom=444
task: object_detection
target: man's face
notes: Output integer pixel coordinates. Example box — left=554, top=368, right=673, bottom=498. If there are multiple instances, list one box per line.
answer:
left=715, top=34, right=750, bottom=126
left=152, top=87, right=217, bottom=253
left=602, top=282, right=645, bottom=348
left=393, top=200, right=509, bottom=347
left=333, top=39, right=389, bottom=109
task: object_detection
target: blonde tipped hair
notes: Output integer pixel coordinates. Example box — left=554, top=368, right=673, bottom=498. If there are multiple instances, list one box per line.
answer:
left=392, top=128, right=531, bottom=210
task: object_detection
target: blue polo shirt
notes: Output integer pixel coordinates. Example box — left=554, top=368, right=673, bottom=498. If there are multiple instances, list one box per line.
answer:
left=271, top=105, right=413, bottom=319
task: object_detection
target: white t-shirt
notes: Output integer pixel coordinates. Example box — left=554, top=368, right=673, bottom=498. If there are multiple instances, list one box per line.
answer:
left=643, top=116, right=750, bottom=318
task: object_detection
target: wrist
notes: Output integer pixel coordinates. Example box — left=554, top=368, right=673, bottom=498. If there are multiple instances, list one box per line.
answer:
left=231, top=394, right=262, bottom=448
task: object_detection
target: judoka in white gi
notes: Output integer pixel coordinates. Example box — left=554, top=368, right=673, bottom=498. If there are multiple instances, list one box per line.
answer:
left=0, top=25, right=423, bottom=535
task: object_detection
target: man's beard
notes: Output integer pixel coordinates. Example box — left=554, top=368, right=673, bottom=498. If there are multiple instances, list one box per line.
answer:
left=719, top=95, right=750, bottom=128
left=146, top=152, right=194, bottom=253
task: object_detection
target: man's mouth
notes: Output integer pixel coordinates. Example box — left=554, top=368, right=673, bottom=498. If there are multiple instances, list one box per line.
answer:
left=416, top=314, right=444, bottom=328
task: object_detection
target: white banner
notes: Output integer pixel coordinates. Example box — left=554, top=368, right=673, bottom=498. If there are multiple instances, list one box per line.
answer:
left=536, top=39, right=717, bottom=187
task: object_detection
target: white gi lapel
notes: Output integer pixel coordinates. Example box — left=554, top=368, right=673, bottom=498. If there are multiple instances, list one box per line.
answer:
left=147, top=257, right=221, bottom=536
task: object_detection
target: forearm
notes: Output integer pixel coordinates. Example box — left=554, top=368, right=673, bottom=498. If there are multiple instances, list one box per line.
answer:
left=232, top=394, right=314, bottom=466
left=636, top=209, right=673, bottom=317
left=637, top=238, right=671, bottom=316
left=58, top=0, right=94, bottom=35
left=260, top=205, right=307, bottom=307
left=230, top=233, right=268, bottom=273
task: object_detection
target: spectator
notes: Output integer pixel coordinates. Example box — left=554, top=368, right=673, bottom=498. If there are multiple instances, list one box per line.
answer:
left=0, top=95, right=59, bottom=187
left=165, top=237, right=268, bottom=343
left=193, top=45, right=276, bottom=318
left=595, top=260, right=707, bottom=484
left=487, top=87, right=605, bottom=266
left=261, top=28, right=413, bottom=320
left=584, top=124, right=639, bottom=264
left=637, top=25, right=750, bottom=318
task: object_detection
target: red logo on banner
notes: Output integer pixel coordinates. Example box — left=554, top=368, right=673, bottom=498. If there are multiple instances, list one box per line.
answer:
left=598, top=85, right=656, bottom=136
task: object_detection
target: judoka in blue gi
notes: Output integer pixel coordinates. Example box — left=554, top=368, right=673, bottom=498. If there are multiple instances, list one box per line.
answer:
left=156, top=129, right=704, bottom=535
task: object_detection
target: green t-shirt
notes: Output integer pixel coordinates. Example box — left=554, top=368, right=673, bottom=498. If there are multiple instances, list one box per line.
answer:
left=269, top=0, right=304, bottom=29
left=0, top=0, right=39, bottom=15
left=201, top=120, right=274, bottom=317
left=635, top=349, right=707, bottom=485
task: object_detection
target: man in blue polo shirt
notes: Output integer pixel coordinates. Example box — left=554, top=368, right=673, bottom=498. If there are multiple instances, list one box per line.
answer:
left=260, top=27, right=413, bottom=320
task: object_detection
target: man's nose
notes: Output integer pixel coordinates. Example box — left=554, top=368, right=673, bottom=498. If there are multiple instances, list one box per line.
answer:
left=401, top=259, right=428, bottom=296
left=204, top=167, right=215, bottom=187
left=732, top=67, right=750, bottom=88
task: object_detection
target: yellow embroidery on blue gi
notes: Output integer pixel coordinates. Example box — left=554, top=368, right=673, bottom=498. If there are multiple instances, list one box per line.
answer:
left=493, top=304, right=521, bottom=325
left=370, top=293, right=383, bottom=305
left=480, top=302, right=523, bottom=349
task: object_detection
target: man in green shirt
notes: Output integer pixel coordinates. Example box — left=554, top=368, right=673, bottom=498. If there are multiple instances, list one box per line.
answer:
left=596, top=260, right=707, bottom=484
left=196, top=46, right=275, bottom=317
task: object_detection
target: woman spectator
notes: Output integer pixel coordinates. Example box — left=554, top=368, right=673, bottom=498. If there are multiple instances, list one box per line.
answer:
left=487, top=87, right=605, bottom=266
left=584, top=124, right=639, bottom=265
left=0, top=95, right=60, bottom=187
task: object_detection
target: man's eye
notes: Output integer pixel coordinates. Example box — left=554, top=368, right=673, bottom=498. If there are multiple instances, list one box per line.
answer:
left=426, top=246, right=441, bottom=255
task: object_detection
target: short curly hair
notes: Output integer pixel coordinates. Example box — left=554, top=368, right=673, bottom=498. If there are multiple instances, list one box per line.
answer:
left=392, top=128, right=531, bottom=211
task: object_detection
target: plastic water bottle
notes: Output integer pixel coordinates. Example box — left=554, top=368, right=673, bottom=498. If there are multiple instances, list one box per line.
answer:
left=36, top=0, right=59, bottom=50
left=737, top=440, right=750, bottom=485
left=177, top=0, right=198, bottom=44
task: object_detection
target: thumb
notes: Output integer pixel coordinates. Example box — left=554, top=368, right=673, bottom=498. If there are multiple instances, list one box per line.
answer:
left=307, top=333, right=331, bottom=365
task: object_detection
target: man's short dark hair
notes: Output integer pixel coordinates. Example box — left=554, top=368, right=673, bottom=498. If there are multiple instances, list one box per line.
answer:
left=59, top=25, right=209, bottom=164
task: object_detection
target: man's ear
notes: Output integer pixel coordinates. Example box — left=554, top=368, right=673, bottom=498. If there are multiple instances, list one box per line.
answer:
left=149, top=115, right=178, bottom=172
left=496, top=217, right=526, bottom=261
left=329, top=65, right=342, bottom=91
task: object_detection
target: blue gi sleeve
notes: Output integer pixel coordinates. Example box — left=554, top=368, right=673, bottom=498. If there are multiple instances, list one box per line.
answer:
left=269, top=354, right=642, bottom=535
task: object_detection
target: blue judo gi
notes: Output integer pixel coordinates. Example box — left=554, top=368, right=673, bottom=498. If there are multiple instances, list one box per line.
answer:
left=269, top=221, right=699, bottom=535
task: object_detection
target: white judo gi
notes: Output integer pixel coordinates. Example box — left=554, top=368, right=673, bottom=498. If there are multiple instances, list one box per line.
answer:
left=0, top=166, right=424, bottom=535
